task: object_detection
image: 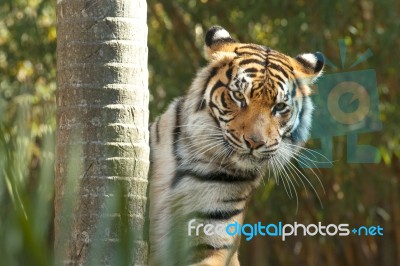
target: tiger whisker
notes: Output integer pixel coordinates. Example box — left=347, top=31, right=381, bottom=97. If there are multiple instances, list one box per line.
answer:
left=278, top=149, right=308, bottom=192
left=285, top=142, right=334, bottom=165
left=275, top=154, right=296, bottom=201
left=271, top=156, right=291, bottom=198
left=280, top=145, right=325, bottom=205
left=282, top=146, right=326, bottom=195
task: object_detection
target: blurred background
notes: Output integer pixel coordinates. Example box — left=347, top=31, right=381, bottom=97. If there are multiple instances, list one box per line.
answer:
left=1, top=0, right=399, bottom=265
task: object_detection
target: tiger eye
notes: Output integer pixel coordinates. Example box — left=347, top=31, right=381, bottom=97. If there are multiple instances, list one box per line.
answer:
left=275, top=103, right=287, bottom=111
left=233, top=91, right=244, bottom=100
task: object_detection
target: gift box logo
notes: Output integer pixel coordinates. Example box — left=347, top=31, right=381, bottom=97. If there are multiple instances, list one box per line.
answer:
left=302, top=40, right=382, bottom=168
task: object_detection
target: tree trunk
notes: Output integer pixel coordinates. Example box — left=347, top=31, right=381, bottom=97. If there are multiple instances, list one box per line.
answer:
left=54, top=0, right=149, bottom=265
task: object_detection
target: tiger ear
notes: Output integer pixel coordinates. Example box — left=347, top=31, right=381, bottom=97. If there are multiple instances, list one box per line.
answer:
left=204, top=26, right=237, bottom=61
left=292, top=52, right=325, bottom=84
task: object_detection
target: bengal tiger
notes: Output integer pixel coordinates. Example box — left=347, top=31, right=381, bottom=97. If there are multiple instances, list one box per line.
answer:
left=149, top=26, right=324, bottom=266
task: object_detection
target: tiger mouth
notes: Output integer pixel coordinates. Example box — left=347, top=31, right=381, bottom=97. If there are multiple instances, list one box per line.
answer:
left=221, top=138, right=275, bottom=161
left=239, top=152, right=274, bottom=162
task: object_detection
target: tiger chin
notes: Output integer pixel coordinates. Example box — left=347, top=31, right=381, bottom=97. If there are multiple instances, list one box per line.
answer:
left=149, top=26, right=324, bottom=266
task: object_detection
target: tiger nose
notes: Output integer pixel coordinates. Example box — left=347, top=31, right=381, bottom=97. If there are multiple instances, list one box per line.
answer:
left=243, top=134, right=266, bottom=149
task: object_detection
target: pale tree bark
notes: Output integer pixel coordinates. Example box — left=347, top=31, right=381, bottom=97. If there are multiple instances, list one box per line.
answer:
left=54, top=0, right=149, bottom=265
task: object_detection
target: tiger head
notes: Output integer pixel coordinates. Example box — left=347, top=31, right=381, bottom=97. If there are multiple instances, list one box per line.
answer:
left=186, top=26, right=324, bottom=170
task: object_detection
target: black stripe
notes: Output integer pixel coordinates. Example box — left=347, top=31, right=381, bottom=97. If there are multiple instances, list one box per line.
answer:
left=296, top=55, right=322, bottom=73
left=236, top=51, right=266, bottom=61
left=226, top=133, right=242, bottom=146
left=295, top=56, right=313, bottom=70
left=207, top=80, right=227, bottom=118
left=219, top=116, right=235, bottom=124
left=268, top=72, right=285, bottom=86
left=266, top=141, right=279, bottom=149
left=173, top=98, right=184, bottom=160
left=209, top=101, right=224, bottom=117
left=196, top=209, right=243, bottom=220
left=264, top=147, right=278, bottom=153
left=226, top=67, right=233, bottom=81
left=209, top=106, right=221, bottom=128
left=172, top=169, right=257, bottom=188
left=222, top=196, right=248, bottom=203
left=220, top=91, right=228, bottom=109
left=197, top=67, right=218, bottom=111
left=198, top=99, right=206, bottom=110
left=239, top=58, right=267, bottom=67
left=236, top=47, right=267, bottom=55
left=269, top=63, right=289, bottom=79
left=244, top=67, right=260, bottom=73
left=210, top=80, right=226, bottom=98
left=276, top=81, right=285, bottom=92
left=155, top=117, right=161, bottom=143
left=250, top=87, right=256, bottom=98
left=236, top=44, right=268, bottom=52
left=268, top=55, right=293, bottom=71
left=250, top=84, right=263, bottom=98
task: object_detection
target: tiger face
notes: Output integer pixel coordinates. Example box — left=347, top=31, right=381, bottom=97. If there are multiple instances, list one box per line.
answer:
left=192, top=26, right=324, bottom=167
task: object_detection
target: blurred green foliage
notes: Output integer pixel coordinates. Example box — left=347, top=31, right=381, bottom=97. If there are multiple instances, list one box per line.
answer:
left=0, top=0, right=56, bottom=265
left=1, top=0, right=400, bottom=265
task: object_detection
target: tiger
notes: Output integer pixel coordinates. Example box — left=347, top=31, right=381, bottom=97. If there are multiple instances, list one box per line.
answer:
left=149, top=25, right=324, bottom=266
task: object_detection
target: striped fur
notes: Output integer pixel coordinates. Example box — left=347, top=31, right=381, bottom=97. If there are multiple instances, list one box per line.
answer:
left=149, top=26, right=324, bottom=266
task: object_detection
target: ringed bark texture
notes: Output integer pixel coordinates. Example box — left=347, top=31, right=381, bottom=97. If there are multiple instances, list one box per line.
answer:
left=55, top=0, right=149, bottom=264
